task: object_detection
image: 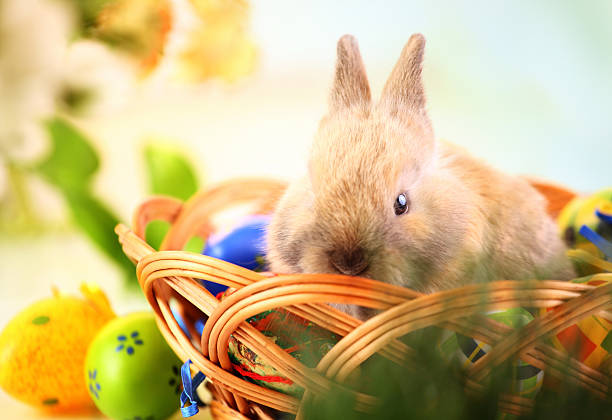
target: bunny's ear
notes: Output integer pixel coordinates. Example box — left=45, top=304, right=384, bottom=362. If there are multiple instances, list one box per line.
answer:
left=329, top=35, right=371, bottom=111
left=380, top=33, right=427, bottom=116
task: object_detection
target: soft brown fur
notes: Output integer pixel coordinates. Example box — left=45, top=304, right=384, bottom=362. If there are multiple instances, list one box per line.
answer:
left=266, top=34, right=574, bottom=319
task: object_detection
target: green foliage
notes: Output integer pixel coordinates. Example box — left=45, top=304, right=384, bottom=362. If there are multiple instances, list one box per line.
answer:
left=145, top=220, right=205, bottom=252
left=38, top=118, right=99, bottom=191
left=37, top=117, right=136, bottom=285
left=184, top=235, right=205, bottom=254
left=143, top=142, right=199, bottom=201
left=142, top=141, right=201, bottom=252
left=303, top=328, right=484, bottom=420
left=145, top=219, right=171, bottom=251
left=301, top=327, right=612, bottom=420
left=63, top=190, right=135, bottom=281
left=33, top=121, right=203, bottom=285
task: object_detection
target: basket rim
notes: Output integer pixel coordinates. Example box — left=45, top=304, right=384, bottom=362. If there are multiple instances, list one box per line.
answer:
left=115, top=177, right=612, bottom=419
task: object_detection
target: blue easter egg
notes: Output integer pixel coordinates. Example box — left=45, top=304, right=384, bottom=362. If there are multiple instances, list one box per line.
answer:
left=202, top=215, right=270, bottom=296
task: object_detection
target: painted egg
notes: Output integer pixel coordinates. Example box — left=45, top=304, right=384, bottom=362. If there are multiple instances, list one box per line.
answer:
left=559, top=188, right=612, bottom=266
left=558, top=196, right=585, bottom=246
left=225, top=294, right=339, bottom=397
left=0, top=284, right=115, bottom=412
left=84, top=312, right=182, bottom=420
left=438, top=308, right=544, bottom=399
left=202, top=215, right=270, bottom=296
left=543, top=276, right=612, bottom=372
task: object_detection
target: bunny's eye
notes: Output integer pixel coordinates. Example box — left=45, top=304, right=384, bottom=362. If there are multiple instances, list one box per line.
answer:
left=394, top=193, right=410, bottom=215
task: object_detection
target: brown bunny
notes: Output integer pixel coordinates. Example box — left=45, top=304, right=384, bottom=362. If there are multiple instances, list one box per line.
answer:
left=266, top=34, right=574, bottom=319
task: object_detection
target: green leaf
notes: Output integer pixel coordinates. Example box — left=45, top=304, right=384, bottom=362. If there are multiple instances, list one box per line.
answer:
left=35, top=117, right=136, bottom=285
left=143, top=142, right=199, bottom=201
left=184, top=236, right=205, bottom=254
left=37, top=117, right=99, bottom=191
left=145, top=219, right=205, bottom=252
left=145, top=219, right=171, bottom=250
left=63, top=190, right=136, bottom=285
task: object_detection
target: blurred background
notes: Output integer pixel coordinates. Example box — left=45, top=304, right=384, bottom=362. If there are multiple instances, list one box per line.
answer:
left=0, top=0, right=611, bottom=417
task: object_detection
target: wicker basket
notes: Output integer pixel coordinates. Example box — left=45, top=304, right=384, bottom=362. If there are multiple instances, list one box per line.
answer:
left=115, top=177, right=612, bottom=419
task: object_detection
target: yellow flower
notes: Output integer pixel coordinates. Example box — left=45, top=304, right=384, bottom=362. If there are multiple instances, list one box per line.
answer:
left=179, top=0, right=257, bottom=82
left=94, top=0, right=173, bottom=75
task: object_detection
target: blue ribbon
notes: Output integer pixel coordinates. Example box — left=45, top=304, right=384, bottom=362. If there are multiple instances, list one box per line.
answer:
left=180, top=360, right=207, bottom=417
left=171, top=305, right=191, bottom=339
left=579, top=225, right=612, bottom=260
left=596, top=208, right=612, bottom=225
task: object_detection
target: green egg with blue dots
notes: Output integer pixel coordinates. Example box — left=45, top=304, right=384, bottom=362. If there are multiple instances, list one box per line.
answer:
left=84, top=312, right=183, bottom=420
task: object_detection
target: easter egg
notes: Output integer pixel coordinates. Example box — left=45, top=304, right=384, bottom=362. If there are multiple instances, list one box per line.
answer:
left=202, top=215, right=270, bottom=296
left=558, top=196, right=586, bottom=246
left=558, top=188, right=612, bottom=275
left=226, top=299, right=339, bottom=397
left=438, top=308, right=544, bottom=398
left=543, top=276, right=612, bottom=371
left=560, top=189, right=612, bottom=251
left=84, top=312, right=182, bottom=420
left=597, top=203, right=612, bottom=225
left=0, top=284, right=115, bottom=412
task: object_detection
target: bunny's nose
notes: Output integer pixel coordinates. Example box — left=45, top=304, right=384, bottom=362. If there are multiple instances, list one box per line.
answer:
left=329, top=246, right=369, bottom=276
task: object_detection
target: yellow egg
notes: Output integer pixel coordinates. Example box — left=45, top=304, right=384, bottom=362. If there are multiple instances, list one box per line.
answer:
left=558, top=188, right=612, bottom=275
left=0, top=284, right=115, bottom=413
left=557, top=196, right=585, bottom=241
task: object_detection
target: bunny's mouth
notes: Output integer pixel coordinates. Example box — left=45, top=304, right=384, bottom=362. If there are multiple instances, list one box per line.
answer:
left=329, top=262, right=370, bottom=277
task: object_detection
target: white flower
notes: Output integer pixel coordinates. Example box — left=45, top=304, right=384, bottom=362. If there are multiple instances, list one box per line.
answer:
left=0, top=0, right=74, bottom=163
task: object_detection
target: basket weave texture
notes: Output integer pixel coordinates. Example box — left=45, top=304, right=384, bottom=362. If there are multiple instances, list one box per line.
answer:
left=115, top=178, right=612, bottom=419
